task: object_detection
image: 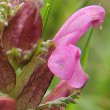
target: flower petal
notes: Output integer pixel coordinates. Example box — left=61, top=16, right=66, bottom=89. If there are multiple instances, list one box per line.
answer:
left=43, top=74, right=89, bottom=102
left=68, top=61, right=84, bottom=88
left=48, top=45, right=84, bottom=88
left=43, top=81, right=73, bottom=102
left=53, top=5, right=105, bottom=46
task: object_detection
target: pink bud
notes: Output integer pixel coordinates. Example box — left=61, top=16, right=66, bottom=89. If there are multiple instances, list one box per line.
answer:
left=2, top=0, right=42, bottom=51
left=0, top=97, right=16, bottom=110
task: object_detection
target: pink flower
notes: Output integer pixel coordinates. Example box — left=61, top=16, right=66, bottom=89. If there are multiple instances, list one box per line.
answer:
left=48, top=5, right=105, bottom=88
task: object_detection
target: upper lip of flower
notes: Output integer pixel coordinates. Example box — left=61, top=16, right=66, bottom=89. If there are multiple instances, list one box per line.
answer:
left=53, top=5, right=105, bottom=44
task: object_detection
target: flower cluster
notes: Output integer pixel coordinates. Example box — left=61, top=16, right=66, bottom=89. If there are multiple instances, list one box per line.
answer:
left=0, top=0, right=105, bottom=110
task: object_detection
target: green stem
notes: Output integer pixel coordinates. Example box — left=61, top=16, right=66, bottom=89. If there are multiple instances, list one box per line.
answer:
left=42, top=0, right=54, bottom=33
left=81, top=27, right=94, bottom=70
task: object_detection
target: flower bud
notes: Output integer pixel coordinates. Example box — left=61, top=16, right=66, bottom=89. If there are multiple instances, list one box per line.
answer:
left=2, top=0, right=42, bottom=51
left=0, top=97, right=16, bottom=110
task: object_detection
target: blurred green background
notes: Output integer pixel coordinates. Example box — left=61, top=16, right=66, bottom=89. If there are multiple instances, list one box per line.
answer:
left=41, top=0, right=110, bottom=110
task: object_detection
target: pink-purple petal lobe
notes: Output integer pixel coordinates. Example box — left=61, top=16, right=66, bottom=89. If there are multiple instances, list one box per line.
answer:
left=53, top=5, right=105, bottom=46
left=44, top=81, right=73, bottom=102
left=68, top=61, right=84, bottom=88
left=48, top=45, right=84, bottom=88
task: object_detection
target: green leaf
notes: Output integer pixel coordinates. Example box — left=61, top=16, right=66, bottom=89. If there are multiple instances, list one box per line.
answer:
left=81, top=27, right=94, bottom=70
left=41, top=0, right=54, bottom=33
